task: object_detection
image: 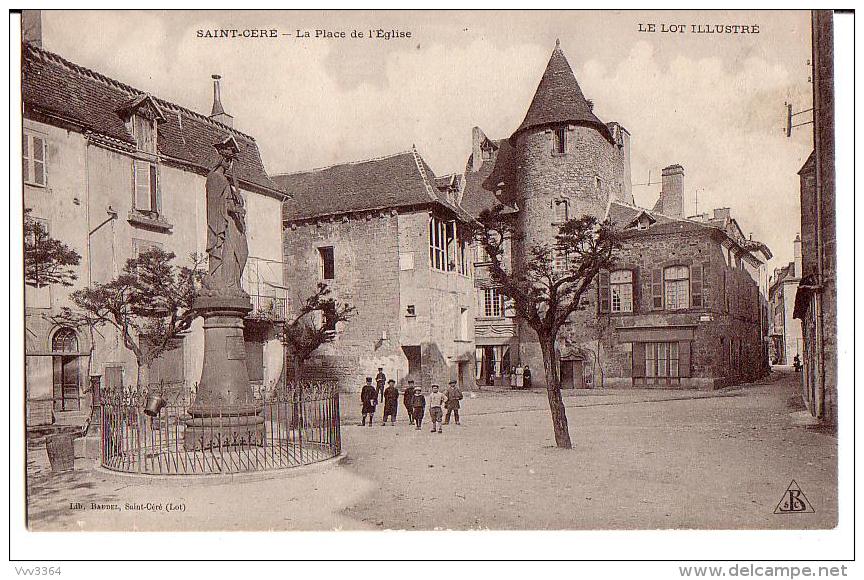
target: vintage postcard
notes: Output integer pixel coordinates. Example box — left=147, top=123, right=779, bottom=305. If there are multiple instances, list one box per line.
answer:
left=13, top=7, right=846, bottom=558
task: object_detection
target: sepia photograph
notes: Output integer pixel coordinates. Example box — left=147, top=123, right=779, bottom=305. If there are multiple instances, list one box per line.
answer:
left=9, top=5, right=853, bottom=568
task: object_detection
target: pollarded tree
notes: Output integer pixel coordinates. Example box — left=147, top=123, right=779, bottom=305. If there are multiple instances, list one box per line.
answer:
left=476, top=205, right=619, bottom=449
left=280, top=282, right=356, bottom=382
left=58, top=247, right=205, bottom=389
left=24, top=208, right=80, bottom=288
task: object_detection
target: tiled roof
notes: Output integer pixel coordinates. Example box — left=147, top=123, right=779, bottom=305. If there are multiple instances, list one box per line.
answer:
left=460, top=131, right=521, bottom=218
left=510, top=42, right=613, bottom=145
left=22, top=42, right=284, bottom=196
left=276, top=149, right=475, bottom=223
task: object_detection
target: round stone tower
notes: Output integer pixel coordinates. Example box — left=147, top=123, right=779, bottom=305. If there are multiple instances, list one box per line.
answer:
left=509, top=40, right=621, bottom=255
left=507, top=41, right=629, bottom=385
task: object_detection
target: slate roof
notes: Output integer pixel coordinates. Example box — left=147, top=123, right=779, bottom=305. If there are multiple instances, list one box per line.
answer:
left=275, top=149, right=475, bottom=224
left=510, top=42, right=613, bottom=145
left=608, top=201, right=770, bottom=266
left=460, top=130, right=520, bottom=218
left=21, top=42, right=284, bottom=197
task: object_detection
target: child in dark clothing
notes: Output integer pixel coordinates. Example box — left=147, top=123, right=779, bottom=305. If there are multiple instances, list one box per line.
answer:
left=411, top=387, right=426, bottom=430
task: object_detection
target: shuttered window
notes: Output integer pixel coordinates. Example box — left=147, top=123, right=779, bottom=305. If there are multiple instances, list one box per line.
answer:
left=133, top=159, right=160, bottom=212
left=598, top=270, right=610, bottom=313
left=23, top=132, right=47, bottom=187
left=610, top=270, right=633, bottom=313
left=651, top=269, right=663, bottom=310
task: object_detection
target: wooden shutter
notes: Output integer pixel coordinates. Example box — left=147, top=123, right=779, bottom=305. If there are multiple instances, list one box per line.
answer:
left=631, top=343, right=646, bottom=378
left=23, top=133, right=30, bottom=183
left=679, top=341, right=691, bottom=377
left=134, top=160, right=151, bottom=211
left=631, top=268, right=640, bottom=313
left=32, top=136, right=46, bottom=185
left=598, top=270, right=610, bottom=313
left=149, top=164, right=161, bottom=214
left=691, top=264, right=703, bottom=308
left=651, top=268, right=663, bottom=310
left=701, top=261, right=710, bottom=309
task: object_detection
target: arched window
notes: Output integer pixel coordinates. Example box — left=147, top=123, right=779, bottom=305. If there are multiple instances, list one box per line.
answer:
left=52, top=328, right=78, bottom=353
left=554, top=199, right=569, bottom=224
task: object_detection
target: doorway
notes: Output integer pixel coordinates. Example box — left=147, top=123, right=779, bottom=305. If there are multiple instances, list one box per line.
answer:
left=51, top=328, right=81, bottom=411
left=560, top=359, right=586, bottom=390
left=402, top=346, right=422, bottom=384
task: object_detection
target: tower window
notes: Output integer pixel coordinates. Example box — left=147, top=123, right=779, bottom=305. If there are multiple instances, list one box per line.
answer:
left=554, top=199, right=569, bottom=224
left=318, top=246, right=335, bottom=280
left=553, top=127, right=567, bottom=154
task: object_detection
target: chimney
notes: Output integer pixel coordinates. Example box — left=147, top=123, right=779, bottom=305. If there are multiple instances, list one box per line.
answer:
left=618, top=125, right=632, bottom=204
left=471, top=126, right=485, bottom=172
left=713, top=207, right=731, bottom=221
left=793, top=234, right=802, bottom=278
left=22, top=9, right=42, bottom=47
left=659, top=164, right=685, bottom=218
left=209, top=74, right=234, bottom=127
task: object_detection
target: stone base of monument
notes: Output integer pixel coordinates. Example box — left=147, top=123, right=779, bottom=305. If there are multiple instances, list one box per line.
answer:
left=183, top=410, right=265, bottom=450
left=183, top=289, right=265, bottom=452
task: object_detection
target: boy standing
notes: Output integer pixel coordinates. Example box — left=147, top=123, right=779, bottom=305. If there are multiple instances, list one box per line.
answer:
left=360, top=377, right=377, bottom=426
left=382, top=379, right=400, bottom=425
left=403, top=380, right=416, bottom=425
left=375, top=368, right=387, bottom=402
left=444, top=379, right=463, bottom=425
left=411, top=387, right=426, bottom=430
left=428, top=384, right=445, bottom=433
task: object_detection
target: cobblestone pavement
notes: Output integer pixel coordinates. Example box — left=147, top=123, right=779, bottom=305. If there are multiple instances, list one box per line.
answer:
left=25, top=367, right=836, bottom=531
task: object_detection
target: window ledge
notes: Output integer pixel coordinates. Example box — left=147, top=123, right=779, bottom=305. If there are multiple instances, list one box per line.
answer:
left=128, top=210, right=173, bottom=232
left=454, top=339, right=473, bottom=343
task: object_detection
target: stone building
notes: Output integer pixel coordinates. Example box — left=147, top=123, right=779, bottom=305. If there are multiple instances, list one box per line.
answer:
left=768, top=241, right=804, bottom=365
left=22, top=27, right=287, bottom=427
left=275, top=149, right=477, bottom=392
left=793, top=10, right=837, bottom=426
left=461, top=41, right=770, bottom=389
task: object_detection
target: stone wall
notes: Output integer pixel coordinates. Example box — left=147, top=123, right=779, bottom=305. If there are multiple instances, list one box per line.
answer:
left=283, top=210, right=404, bottom=391
left=516, top=228, right=767, bottom=390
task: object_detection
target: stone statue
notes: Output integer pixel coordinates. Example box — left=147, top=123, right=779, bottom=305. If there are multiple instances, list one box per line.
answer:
left=204, top=138, right=248, bottom=293
left=185, top=137, right=262, bottom=451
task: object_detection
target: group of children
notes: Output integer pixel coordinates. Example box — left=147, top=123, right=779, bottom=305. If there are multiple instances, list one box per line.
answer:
left=360, top=375, right=463, bottom=433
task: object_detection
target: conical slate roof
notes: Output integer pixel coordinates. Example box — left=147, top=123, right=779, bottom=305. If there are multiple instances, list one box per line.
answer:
left=510, top=41, right=613, bottom=145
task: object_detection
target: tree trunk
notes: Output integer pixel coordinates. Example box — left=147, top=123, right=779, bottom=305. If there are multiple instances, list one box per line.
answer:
left=539, top=336, right=572, bottom=449
left=292, top=355, right=303, bottom=384
left=137, top=362, right=151, bottom=390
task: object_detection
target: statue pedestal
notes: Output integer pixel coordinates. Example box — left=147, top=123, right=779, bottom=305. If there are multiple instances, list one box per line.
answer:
left=183, top=291, right=265, bottom=451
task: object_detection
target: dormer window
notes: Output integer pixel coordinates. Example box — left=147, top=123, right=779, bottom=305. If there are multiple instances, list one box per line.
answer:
left=132, top=114, right=156, bottom=154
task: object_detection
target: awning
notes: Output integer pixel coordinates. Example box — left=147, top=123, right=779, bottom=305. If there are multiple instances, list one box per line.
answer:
left=793, top=275, right=821, bottom=320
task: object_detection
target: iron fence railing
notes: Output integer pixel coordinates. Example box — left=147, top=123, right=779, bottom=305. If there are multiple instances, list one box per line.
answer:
left=100, top=382, right=340, bottom=475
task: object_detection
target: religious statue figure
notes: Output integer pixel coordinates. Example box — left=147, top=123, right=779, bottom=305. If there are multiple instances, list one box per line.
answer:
left=204, top=138, right=248, bottom=293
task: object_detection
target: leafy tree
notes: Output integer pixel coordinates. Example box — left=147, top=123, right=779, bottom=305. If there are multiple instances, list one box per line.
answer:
left=24, top=207, right=80, bottom=288
left=280, top=282, right=356, bottom=382
left=476, top=205, right=619, bottom=448
left=58, top=248, right=204, bottom=389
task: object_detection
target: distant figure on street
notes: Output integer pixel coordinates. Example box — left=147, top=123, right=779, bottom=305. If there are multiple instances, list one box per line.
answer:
left=375, top=368, right=387, bottom=402
left=428, top=384, right=445, bottom=433
left=514, top=365, right=524, bottom=389
left=444, top=379, right=463, bottom=425
left=382, top=379, right=400, bottom=425
left=523, top=365, right=532, bottom=389
left=793, top=354, right=802, bottom=372
left=403, top=380, right=416, bottom=425
left=411, top=387, right=426, bottom=430
left=360, top=377, right=377, bottom=426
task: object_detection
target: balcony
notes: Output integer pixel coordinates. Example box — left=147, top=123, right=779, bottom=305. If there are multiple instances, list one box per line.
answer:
left=247, top=294, right=286, bottom=322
